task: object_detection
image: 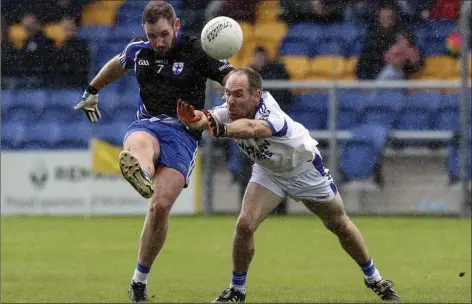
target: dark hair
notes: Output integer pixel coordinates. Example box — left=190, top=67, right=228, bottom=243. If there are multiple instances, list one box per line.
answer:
left=142, top=1, right=176, bottom=25
left=231, top=67, right=263, bottom=93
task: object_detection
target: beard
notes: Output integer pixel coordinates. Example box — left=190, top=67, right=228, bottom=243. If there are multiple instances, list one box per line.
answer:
left=153, top=33, right=177, bottom=55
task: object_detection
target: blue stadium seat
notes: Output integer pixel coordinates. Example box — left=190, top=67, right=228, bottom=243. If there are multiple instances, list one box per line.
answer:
left=95, top=122, right=130, bottom=146
left=78, top=26, right=111, bottom=41
left=317, top=40, right=344, bottom=56
left=1, top=89, right=14, bottom=106
left=47, top=89, right=82, bottom=123
left=2, top=89, right=15, bottom=122
left=338, top=90, right=366, bottom=129
left=340, top=123, right=389, bottom=180
left=55, top=122, right=93, bottom=149
left=414, top=21, right=456, bottom=55
left=290, top=93, right=329, bottom=129
left=435, top=93, right=460, bottom=130
left=100, top=88, right=139, bottom=125
left=360, top=91, right=404, bottom=128
left=111, top=25, right=145, bottom=41
left=5, top=89, right=47, bottom=123
left=93, top=41, right=127, bottom=73
left=323, top=23, right=365, bottom=56
left=288, top=111, right=320, bottom=130
left=422, top=40, right=447, bottom=56
left=1, top=122, right=27, bottom=150
left=279, top=39, right=313, bottom=57
left=397, top=92, right=441, bottom=130
left=285, top=23, right=324, bottom=44
left=23, top=121, right=63, bottom=149
left=427, top=20, right=457, bottom=40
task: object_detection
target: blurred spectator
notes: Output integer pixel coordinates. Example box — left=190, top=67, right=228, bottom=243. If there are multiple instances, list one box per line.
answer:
left=249, top=46, right=293, bottom=112
left=1, top=0, right=90, bottom=25
left=207, top=0, right=260, bottom=23
left=1, top=18, right=20, bottom=89
left=279, top=0, right=346, bottom=24
left=377, top=31, right=422, bottom=80
left=16, top=14, right=56, bottom=88
left=356, top=4, right=422, bottom=80
left=345, top=0, right=434, bottom=28
left=53, top=17, right=90, bottom=88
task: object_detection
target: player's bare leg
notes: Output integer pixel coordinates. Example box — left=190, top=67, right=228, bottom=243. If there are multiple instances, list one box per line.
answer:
left=303, top=194, right=401, bottom=301
left=121, top=131, right=159, bottom=199
left=213, top=182, right=283, bottom=303
left=129, top=166, right=185, bottom=303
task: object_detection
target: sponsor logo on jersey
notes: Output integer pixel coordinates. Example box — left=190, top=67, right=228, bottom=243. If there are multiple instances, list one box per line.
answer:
left=172, top=62, right=184, bottom=75
left=138, top=60, right=150, bottom=66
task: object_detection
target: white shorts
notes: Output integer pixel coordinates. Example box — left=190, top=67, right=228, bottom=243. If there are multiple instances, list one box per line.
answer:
left=249, top=154, right=337, bottom=203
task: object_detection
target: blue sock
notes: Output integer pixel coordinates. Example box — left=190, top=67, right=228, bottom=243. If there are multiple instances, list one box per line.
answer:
left=230, top=271, right=247, bottom=293
left=132, top=263, right=150, bottom=283
left=359, top=258, right=381, bottom=283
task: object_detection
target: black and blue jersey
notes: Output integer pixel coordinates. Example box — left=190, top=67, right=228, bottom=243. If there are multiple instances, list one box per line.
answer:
left=118, top=32, right=234, bottom=118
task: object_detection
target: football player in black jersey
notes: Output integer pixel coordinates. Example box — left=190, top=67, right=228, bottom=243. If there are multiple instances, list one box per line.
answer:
left=74, top=1, right=234, bottom=302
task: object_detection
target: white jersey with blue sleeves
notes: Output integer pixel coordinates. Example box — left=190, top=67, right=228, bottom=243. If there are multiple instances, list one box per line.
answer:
left=211, top=91, right=319, bottom=175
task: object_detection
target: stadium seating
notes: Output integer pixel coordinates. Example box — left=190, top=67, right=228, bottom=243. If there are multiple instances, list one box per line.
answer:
left=281, top=56, right=310, bottom=80
left=339, top=123, right=389, bottom=180
left=435, top=93, right=461, bottom=130
left=6, top=90, right=47, bottom=123
left=2, top=122, right=27, bottom=150
left=337, top=90, right=366, bottom=129
left=360, top=91, right=404, bottom=128
left=289, top=93, right=329, bottom=130
left=2, top=5, right=467, bottom=155
left=397, top=91, right=442, bottom=131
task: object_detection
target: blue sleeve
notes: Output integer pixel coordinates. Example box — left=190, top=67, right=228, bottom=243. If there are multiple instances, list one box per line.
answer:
left=118, top=38, right=151, bottom=70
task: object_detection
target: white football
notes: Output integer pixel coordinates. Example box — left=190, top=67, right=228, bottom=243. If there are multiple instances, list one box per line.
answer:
left=201, top=16, right=243, bottom=60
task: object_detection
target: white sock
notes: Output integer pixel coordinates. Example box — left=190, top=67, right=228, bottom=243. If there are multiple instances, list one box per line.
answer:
left=230, top=283, right=246, bottom=294
left=132, top=267, right=150, bottom=283
left=365, top=269, right=382, bottom=283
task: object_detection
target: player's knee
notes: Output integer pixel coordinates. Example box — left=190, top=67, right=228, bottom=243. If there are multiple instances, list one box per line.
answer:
left=235, top=215, right=256, bottom=236
left=324, top=214, right=350, bottom=235
left=149, top=198, right=172, bottom=219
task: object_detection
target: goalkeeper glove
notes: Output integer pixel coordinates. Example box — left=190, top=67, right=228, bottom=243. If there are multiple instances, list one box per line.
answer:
left=74, top=85, right=101, bottom=123
left=176, top=99, right=202, bottom=124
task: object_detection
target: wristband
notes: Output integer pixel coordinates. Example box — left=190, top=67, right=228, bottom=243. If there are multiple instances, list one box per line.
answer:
left=86, top=85, right=99, bottom=95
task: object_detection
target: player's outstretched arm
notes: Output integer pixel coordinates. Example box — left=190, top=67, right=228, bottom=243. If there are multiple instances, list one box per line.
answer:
left=177, top=99, right=209, bottom=130
left=202, top=109, right=272, bottom=139
left=225, top=119, right=272, bottom=139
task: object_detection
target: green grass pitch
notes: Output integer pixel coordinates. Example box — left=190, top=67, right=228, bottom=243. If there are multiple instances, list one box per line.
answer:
left=1, top=215, right=471, bottom=303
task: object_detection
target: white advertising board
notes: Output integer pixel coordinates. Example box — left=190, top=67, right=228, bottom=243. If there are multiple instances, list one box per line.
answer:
left=1, top=151, right=196, bottom=215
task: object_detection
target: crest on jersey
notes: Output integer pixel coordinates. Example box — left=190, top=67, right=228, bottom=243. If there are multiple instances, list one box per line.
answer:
left=172, top=62, right=184, bottom=75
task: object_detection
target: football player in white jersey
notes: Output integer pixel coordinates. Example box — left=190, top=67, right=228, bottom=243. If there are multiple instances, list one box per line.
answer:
left=177, top=67, right=400, bottom=303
